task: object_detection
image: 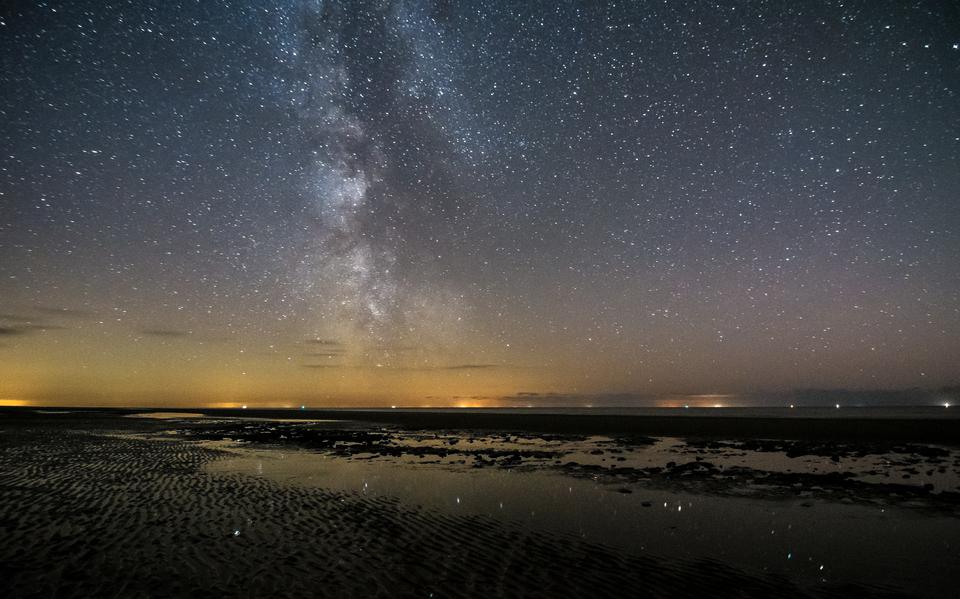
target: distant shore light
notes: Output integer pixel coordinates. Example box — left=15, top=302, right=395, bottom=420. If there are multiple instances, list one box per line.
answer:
left=835, top=404, right=840, bottom=409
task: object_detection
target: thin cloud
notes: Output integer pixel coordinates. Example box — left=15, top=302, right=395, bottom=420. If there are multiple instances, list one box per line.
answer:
left=304, top=338, right=342, bottom=346
left=391, top=363, right=503, bottom=372
left=0, top=324, right=68, bottom=336
left=140, top=329, right=191, bottom=338
left=32, top=306, right=96, bottom=318
left=0, top=313, right=33, bottom=322
left=25, top=324, right=68, bottom=331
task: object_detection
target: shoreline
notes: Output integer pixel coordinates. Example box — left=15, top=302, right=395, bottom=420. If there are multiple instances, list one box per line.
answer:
left=3, top=406, right=960, bottom=443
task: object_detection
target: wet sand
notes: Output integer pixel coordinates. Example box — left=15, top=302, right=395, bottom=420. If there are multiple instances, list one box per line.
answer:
left=1, top=408, right=958, bottom=598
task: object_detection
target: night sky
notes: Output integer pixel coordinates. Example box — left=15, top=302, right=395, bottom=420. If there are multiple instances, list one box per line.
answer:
left=1, top=1, right=959, bottom=407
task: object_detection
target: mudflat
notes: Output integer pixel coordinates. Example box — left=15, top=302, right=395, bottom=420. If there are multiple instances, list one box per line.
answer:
left=1, top=408, right=958, bottom=598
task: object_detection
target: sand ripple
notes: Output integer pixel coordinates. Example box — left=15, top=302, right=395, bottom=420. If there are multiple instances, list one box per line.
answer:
left=0, top=427, right=920, bottom=598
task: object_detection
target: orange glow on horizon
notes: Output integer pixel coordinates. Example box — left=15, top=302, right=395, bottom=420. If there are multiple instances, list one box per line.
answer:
left=0, top=398, right=31, bottom=407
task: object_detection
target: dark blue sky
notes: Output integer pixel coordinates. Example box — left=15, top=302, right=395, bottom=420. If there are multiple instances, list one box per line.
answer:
left=1, top=1, right=958, bottom=406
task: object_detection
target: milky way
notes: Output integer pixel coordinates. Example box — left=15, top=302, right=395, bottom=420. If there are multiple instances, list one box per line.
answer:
left=0, top=1, right=958, bottom=406
left=288, top=1, right=466, bottom=350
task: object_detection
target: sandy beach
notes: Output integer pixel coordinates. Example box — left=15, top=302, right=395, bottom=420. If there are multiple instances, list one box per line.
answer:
left=1, top=408, right=958, bottom=598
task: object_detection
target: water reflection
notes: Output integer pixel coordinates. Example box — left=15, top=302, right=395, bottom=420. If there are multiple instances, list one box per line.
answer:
left=205, top=437, right=959, bottom=597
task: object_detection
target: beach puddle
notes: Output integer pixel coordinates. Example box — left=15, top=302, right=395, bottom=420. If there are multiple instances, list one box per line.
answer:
left=192, top=422, right=960, bottom=494
left=206, top=439, right=960, bottom=597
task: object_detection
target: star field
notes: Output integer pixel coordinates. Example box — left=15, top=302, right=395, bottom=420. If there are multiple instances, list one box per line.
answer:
left=1, top=1, right=958, bottom=406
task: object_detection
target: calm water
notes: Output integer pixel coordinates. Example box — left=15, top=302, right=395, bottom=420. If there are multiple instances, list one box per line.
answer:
left=204, top=426, right=960, bottom=598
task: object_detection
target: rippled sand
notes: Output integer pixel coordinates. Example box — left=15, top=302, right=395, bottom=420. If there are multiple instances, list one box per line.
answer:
left=1, top=411, right=957, bottom=598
